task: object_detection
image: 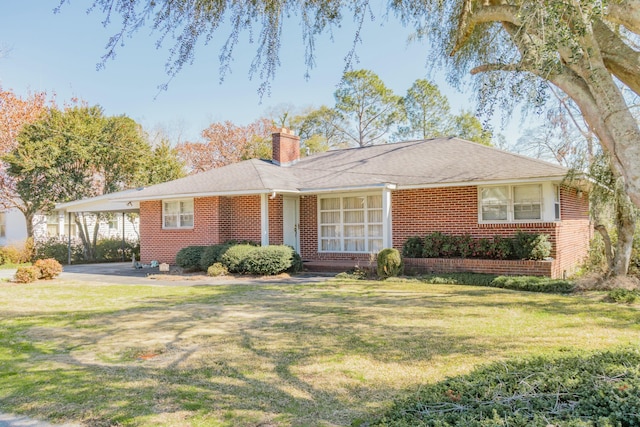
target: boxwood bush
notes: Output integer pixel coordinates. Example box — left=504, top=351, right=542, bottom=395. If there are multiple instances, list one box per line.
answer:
left=377, top=248, right=403, bottom=279
left=220, top=244, right=259, bottom=273
left=199, top=243, right=232, bottom=271
left=369, top=347, right=640, bottom=427
left=243, top=245, right=296, bottom=275
left=175, top=246, right=207, bottom=271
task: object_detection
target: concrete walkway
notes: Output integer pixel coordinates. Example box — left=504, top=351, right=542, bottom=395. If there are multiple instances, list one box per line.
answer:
left=0, top=413, right=80, bottom=427
left=2, top=263, right=335, bottom=286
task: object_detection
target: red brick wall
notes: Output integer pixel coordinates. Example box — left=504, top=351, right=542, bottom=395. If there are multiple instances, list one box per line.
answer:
left=300, top=195, right=318, bottom=260
left=391, top=187, right=559, bottom=252
left=553, top=186, right=592, bottom=278
left=404, top=258, right=554, bottom=277
left=139, top=185, right=591, bottom=277
left=139, top=197, right=221, bottom=263
left=299, top=186, right=591, bottom=277
left=219, top=196, right=262, bottom=243
left=140, top=194, right=288, bottom=263
left=269, top=195, right=284, bottom=245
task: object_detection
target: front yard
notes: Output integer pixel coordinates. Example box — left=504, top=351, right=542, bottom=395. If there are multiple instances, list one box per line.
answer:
left=0, top=278, right=638, bottom=426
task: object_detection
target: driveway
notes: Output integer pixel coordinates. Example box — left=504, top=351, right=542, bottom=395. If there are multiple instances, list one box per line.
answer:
left=2, top=262, right=334, bottom=286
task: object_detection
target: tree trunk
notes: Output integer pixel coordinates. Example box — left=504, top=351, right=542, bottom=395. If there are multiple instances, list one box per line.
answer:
left=594, top=224, right=614, bottom=272
left=23, top=210, right=34, bottom=239
left=611, top=192, right=636, bottom=276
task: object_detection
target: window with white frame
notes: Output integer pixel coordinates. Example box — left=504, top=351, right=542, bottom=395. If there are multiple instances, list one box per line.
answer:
left=163, top=199, right=194, bottom=229
left=0, top=212, right=5, bottom=238
left=479, top=184, right=544, bottom=222
left=319, top=194, right=383, bottom=252
left=46, top=214, right=59, bottom=237
left=554, top=185, right=561, bottom=220
left=108, top=216, right=118, bottom=230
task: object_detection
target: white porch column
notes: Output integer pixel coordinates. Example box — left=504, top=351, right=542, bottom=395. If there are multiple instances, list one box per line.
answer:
left=260, top=193, right=270, bottom=246
left=382, top=187, right=393, bottom=248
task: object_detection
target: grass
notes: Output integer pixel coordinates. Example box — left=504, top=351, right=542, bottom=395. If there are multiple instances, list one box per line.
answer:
left=0, top=262, right=30, bottom=269
left=0, top=279, right=638, bottom=426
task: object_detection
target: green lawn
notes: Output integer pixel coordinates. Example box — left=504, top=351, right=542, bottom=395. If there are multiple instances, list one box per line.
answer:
left=0, top=279, right=638, bottom=426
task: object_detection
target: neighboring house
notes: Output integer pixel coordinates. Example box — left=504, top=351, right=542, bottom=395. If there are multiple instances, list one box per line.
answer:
left=0, top=204, right=139, bottom=248
left=105, top=130, right=591, bottom=278
left=0, top=208, right=28, bottom=247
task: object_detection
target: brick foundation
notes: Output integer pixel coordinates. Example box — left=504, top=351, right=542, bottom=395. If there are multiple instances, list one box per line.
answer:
left=404, top=258, right=556, bottom=278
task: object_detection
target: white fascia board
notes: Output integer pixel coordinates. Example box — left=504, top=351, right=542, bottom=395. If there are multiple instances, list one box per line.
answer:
left=114, top=188, right=301, bottom=203
left=396, top=176, right=568, bottom=190
left=298, top=183, right=397, bottom=195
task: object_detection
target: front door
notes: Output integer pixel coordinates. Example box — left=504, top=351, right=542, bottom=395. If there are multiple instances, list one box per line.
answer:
left=283, top=196, right=300, bottom=253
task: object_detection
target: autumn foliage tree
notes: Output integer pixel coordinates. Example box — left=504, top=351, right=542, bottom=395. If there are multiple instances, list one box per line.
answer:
left=0, top=88, right=49, bottom=218
left=177, top=118, right=273, bottom=173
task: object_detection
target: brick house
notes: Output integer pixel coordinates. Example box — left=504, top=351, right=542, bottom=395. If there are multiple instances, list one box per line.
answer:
left=112, top=130, right=591, bottom=278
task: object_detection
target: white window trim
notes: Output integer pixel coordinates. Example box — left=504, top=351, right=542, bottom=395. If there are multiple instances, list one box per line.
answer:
left=162, top=198, right=195, bottom=229
left=318, top=192, right=384, bottom=253
left=478, top=184, right=555, bottom=224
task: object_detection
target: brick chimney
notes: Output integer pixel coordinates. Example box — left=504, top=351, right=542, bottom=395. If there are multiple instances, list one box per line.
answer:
left=272, top=128, right=300, bottom=166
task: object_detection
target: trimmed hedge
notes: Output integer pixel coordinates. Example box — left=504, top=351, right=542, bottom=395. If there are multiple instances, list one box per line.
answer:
left=369, top=348, right=640, bottom=426
left=175, top=246, right=207, bottom=271
left=220, top=244, right=259, bottom=273
left=243, top=245, right=296, bottom=275
left=419, top=273, right=574, bottom=294
left=199, top=244, right=232, bottom=271
left=403, top=231, right=551, bottom=261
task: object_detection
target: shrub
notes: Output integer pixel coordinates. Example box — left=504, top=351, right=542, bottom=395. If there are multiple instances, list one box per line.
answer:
left=243, top=245, right=296, bottom=275
left=608, top=288, right=639, bottom=304
left=175, top=246, right=207, bottom=271
left=418, top=273, right=574, bottom=293
left=370, top=348, right=640, bottom=427
left=95, top=237, right=140, bottom=262
left=402, top=236, right=424, bottom=258
left=288, top=249, right=304, bottom=273
left=33, top=237, right=83, bottom=264
left=335, top=268, right=369, bottom=280
left=220, top=244, right=258, bottom=273
left=34, top=258, right=63, bottom=279
left=14, top=266, right=40, bottom=283
left=456, top=234, right=474, bottom=258
left=207, top=262, right=228, bottom=277
left=199, top=244, right=232, bottom=271
left=0, top=245, right=27, bottom=265
left=513, top=231, right=551, bottom=260
left=422, top=232, right=446, bottom=258
left=490, top=235, right=514, bottom=260
left=491, top=276, right=574, bottom=293
left=377, top=248, right=403, bottom=279
left=419, top=273, right=497, bottom=287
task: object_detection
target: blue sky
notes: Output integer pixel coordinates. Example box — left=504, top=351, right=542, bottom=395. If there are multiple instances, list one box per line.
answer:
left=0, top=1, right=527, bottom=144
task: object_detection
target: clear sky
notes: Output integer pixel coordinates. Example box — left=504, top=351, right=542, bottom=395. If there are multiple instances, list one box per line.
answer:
left=0, top=1, right=528, bottom=144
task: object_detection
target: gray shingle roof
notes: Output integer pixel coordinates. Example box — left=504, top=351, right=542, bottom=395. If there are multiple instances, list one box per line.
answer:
left=116, top=138, right=569, bottom=201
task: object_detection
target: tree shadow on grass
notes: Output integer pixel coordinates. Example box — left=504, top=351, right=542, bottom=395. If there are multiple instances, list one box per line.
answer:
left=0, top=282, right=637, bottom=426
